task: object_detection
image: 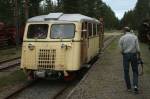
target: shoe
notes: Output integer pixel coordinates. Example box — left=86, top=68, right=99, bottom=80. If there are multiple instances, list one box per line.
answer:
left=134, top=86, right=139, bottom=94
left=127, top=88, right=132, bottom=92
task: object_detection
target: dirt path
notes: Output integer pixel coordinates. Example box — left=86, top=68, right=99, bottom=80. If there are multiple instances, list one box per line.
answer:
left=67, top=36, right=150, bottom=99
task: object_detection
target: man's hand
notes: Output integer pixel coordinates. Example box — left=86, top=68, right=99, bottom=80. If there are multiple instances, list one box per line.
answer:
left=137, top=52, right=141, bottom=59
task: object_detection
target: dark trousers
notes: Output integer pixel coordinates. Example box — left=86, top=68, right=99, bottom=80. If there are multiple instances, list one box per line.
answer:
left=123, top=53, right=138, bottom=89
left=148, top=40, right=150, bottom=50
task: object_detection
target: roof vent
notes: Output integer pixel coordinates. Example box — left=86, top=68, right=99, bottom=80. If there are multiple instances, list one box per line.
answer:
left=44, top=13, right=64, bottom=20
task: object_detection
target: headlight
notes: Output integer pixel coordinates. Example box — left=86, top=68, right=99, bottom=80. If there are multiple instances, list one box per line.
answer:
left=28, top=43, right=35, bottom=50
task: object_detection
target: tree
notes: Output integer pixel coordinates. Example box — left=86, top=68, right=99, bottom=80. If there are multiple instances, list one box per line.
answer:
left=120, top=10, right=136, bottom=29
left=134, top=0, right=150, bottom=23
left=121, top=0, right=150, bottom=29
left=0, top=0, right=119, bottom=29
left=0, top=0, right=14, bottom=24
left=29, top=0, right=43, bottom=17
left=61, top=0, right=80, bottom=13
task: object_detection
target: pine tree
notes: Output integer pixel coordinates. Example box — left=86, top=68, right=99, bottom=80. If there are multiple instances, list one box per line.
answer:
left=121, top=0, right=150, bottom=29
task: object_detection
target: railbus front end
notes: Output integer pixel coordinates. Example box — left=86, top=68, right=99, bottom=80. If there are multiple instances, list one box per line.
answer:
left=20, top=13, right=103, bottom=80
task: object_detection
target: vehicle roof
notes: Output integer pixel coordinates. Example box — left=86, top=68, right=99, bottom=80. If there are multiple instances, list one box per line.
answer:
left=27, top=13, right=100, bottom=23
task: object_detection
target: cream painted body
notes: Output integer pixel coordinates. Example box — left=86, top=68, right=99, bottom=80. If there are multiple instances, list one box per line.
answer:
left=87, top=37, right=100, bottom=61
left=21, top=41, right=81, bottom=70
left=21, top=21, right=101, bottom=72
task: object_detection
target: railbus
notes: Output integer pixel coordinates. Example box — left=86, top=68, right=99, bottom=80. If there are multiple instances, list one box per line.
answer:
left=21, top=13, right=104, bottom=79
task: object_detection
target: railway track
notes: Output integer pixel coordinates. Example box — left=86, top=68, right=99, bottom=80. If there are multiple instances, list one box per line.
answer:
left=102, top=35, right=115, bottom=51
left=104, top=35, right=113, bottom=42
left=66, top=35, right=117, bottom=99
left=0, top=57, right=21, bottom=71
left=51, top=84, right=69, bottom=99
left=1, top=36, right=116, bottom=99
left=3, top=80, right=69, bottom=99
left=4, top=81, right=36, bottom=99
left=0, top=57, right=20, bottom=64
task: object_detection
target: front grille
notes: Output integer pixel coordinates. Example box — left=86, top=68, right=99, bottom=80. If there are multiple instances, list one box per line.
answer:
left=38, top=49, right=56, bottom=69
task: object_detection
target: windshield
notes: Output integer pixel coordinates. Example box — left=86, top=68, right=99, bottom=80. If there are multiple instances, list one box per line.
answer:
left=27, top=24, right=48, bottom=39
left=50, top=24, right=75, bottom=39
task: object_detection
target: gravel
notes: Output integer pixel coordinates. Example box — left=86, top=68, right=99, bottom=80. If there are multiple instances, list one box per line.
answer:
left=66, top=38, right=150, bottom=99
left=11, top=80, right=67, bottom=99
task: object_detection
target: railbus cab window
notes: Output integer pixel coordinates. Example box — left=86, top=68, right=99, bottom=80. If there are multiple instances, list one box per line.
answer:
left=50, top=24, right=75, bottom=39
left=27, top=24, right=48, bottom=39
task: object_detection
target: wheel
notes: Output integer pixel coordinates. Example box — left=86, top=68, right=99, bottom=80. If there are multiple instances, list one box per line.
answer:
left=27, top=71, right=37, bottom=80
left=64, top=72, right=76, bottom=81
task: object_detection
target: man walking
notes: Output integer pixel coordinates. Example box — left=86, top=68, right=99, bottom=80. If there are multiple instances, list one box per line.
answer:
left=119, top=27, right=140, bottom=94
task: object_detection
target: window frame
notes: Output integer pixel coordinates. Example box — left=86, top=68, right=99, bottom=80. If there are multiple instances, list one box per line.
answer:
left=81, top=22, right=88, bottom=39
left=93, top=23, right=97, bottom=36
left=50, top=23, right=76, bottom=39
left=27, top=24, right=49, bottom=39
left=97, top=24, right=100, bottom=35
left=88, top=23, right=93, bottom=37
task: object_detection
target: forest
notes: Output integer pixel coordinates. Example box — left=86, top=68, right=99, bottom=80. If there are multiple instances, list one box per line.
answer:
left=120, top=0, right=150, bottom=30
left=0, top=0, right=149, bottom=30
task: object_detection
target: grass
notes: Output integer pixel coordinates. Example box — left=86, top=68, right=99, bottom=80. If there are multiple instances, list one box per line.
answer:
left=0, top=70, right=27, bottom=91
left=104, top=30, right=122, bottom=34
left=107, top=37, right=118, bottom=52
left=0, top=47, right=21, bottom=62
left=140, top=43, right=150, bottom=74
left=100, top=37, right=119, bottom=65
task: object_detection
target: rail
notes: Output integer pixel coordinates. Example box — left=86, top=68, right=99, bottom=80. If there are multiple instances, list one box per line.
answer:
left=0, top=57, right=21, bottom=71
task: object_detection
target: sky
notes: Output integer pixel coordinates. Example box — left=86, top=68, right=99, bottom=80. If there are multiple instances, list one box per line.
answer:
left=102, top=0, right=137, bottom=19
left=43, top=0, right=137, bottom=20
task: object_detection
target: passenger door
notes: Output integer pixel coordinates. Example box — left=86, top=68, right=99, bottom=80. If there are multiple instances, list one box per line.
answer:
left=81, top=22, right=88, bottom=64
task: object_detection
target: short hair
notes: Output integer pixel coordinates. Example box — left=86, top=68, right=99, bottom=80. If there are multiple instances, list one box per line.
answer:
left=124, top=27, right=130, bottom=32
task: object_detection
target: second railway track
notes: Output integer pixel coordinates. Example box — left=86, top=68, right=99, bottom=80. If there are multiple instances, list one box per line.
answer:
left=0, top=57, right=21, bottom=71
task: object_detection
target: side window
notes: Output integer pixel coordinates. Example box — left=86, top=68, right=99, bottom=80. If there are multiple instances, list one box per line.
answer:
left=97, top=24, right=100, bottom=35
left=93, top=24, right=96, bottom=36
left=96, top=24, right=98, bottom=36
left=88, top=23, right=92, bottom=37
left=81, top=22, right=88, bottom=38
